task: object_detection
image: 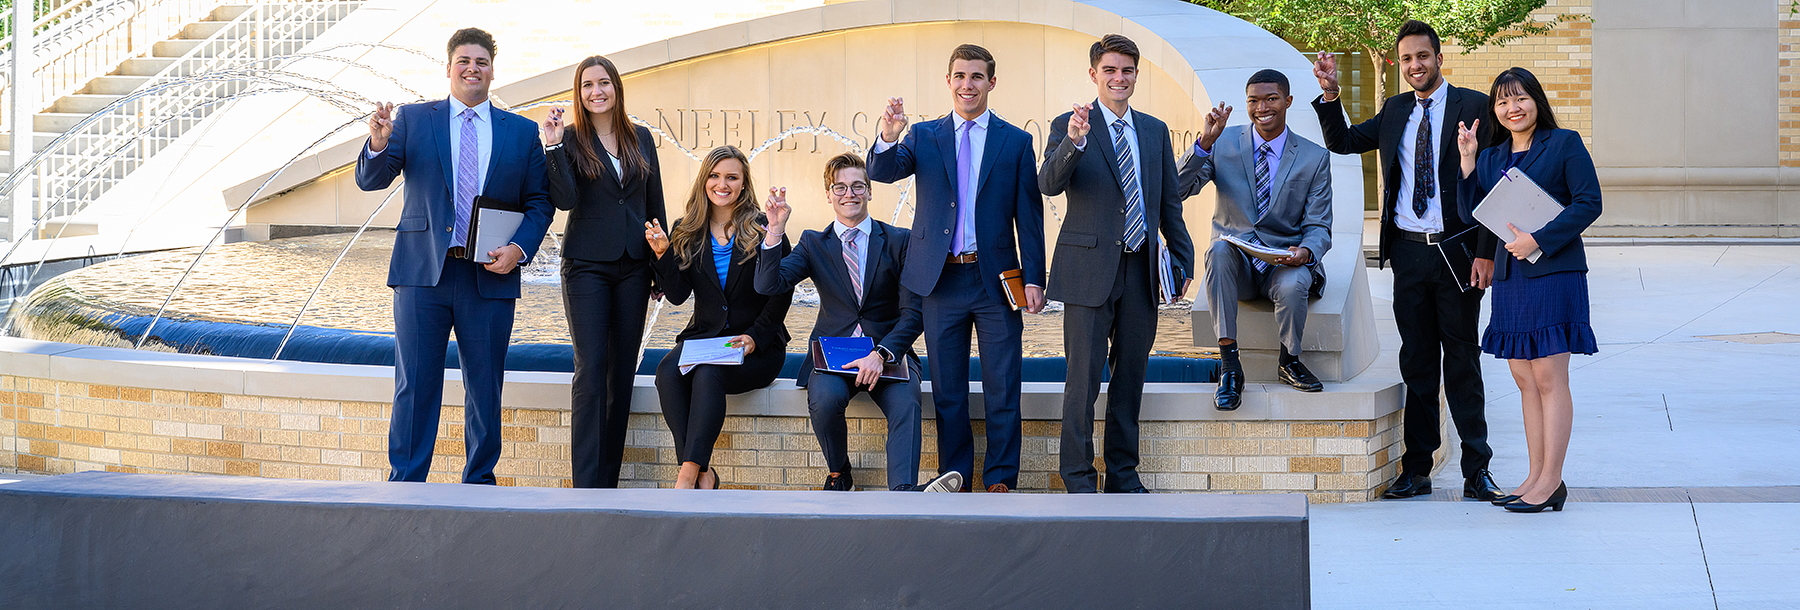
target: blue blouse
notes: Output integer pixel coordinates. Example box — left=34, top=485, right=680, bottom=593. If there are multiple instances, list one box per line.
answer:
left=711, top=232, right=734, bottom=287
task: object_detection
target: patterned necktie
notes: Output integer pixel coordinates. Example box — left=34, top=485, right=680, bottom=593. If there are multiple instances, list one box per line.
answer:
left=453, top=108, right=478, bottom=249
left=1251, top=142, right=1273, bottom=273
left=1114, top=118, right=1145, bottom=251
left=842, top=227, right=864, bottom=337
left=1413, top=98, right=1434, bottom=218
left=952, top=119, right=978, bottom=255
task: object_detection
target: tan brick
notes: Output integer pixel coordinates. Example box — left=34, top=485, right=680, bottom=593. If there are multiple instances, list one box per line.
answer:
left=1212, top=439, right=1259, bottom=456
left=1260, top=439, right=1313, bottom=456
left=73, top=428, right=104, bottom=447
left=299, top=465, right=340, bottom=480
left=512, top=409, right=561, bottom=427
left=1291, top=423, right=1340, bottom=437
left=1290, top=457, right=1343, bottom=473
left=1262, top=474, right=1316, bottom=490
left=152, top=390, right=187, bottom=406
left=1342, top=421, right=1373, bottom=438
left=342, top=401, right=386, bottom=419
left=1212, top=474, right=1261, bottom=490
left=171, top=438, right=208, bottom=456
left=206, top=442, right=244, bottom=458
left=189, top=457, right=227, bottom=474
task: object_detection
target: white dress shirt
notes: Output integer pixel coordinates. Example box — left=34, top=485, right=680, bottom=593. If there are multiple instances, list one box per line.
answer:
left=834, top=216, right=873, bottom=277
left=448, top=97, right=494, bottom=197
left=873, top=110, right=990, bottom=254
left=1394, top=80, right=1448, bottom=234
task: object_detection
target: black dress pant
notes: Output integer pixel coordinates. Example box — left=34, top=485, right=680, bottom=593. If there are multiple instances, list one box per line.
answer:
left=653, top=340, right=786, bottom=469
left=563, top=257, right=654, bottom=488
left=1389, top=238, right=1494, bottom=479
left=1059, top=248, right=1157, bottom=493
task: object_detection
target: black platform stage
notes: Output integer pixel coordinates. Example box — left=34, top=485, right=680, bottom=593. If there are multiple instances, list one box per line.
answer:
left=0, top=472, right=1309, bottom=609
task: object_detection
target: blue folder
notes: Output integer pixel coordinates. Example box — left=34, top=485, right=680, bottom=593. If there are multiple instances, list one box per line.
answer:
left=811, top=336, right=909, bottom=381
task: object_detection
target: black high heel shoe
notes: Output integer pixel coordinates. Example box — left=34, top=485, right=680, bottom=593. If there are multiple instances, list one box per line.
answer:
left=1503, top=482, right=1567, bottom=513
left=699, top=467, right=720, bottom=490
left=1490, top=494, right=1522, bottom=506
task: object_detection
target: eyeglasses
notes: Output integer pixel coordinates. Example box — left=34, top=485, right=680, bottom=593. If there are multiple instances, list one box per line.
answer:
left=829, top=182, right=870, bottom=196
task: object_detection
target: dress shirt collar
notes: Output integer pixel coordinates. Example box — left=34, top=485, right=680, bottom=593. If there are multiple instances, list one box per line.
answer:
left=1096, top=101, right=1133, bottom=131
left=954, top=109, right=992, bottom=131
left=834, top=216, right=874, bottom=240
left=1415, top=78, right=1448, bottom=109
left=449, top=96, right=492, bottom=122
left=1252, top=127, right=1289, bottom=160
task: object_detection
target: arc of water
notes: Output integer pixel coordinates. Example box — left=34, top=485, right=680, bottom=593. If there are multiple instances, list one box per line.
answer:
left=272, top=178, right=406, bottom=360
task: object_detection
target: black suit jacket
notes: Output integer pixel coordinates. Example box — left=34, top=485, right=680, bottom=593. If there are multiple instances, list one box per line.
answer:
left=546, top=125, right=667, bottom=262
left=1313, top=85, right=1496, bottom=266
left=755, top=220, right=924, bottom=387
left=1038, top=104, right=1194, bottom=308
left=653, top=221, right=793, bottom=353
left=1457, top=128, right=1602, bottom=281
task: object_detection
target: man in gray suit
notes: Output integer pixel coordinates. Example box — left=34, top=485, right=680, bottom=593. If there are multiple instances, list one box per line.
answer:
left=1041, top=34, right=1195, bottom=494
left=1179, top=69, right=1333, bottom=410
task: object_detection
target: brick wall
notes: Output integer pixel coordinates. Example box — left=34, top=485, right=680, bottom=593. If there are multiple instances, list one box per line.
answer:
left=1441, top=0, right=1594, bottom=141
left=3, top=375, right=1401, bottom=503
left=1781, top=0, right=1800, bottom=166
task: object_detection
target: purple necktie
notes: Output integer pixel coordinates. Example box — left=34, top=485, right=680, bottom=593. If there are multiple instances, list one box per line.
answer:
left=953, top=119, right=976, bottom=255
left=453, top=108, right=478, bottom=249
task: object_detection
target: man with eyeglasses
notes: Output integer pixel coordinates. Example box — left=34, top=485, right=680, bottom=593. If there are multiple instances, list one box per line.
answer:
left=756, top=152, right=960, bottom=493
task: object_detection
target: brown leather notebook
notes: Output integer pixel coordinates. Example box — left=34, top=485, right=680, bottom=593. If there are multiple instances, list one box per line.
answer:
left=999, top=268, right=1027, bottom=310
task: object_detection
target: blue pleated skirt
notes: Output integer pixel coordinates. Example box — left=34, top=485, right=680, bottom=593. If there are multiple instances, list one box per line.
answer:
left=1482, top=257, right=1598, bottom=360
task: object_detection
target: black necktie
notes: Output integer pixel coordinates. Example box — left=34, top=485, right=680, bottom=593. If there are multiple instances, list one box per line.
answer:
left=1413, top=98, right=1434, bottom=218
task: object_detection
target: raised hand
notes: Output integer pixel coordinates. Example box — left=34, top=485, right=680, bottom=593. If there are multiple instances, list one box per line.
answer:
left=1197, top=102, right=1231, bottom=153
left=367, top=101, right=395, bottom=152
left=1457, top=119, right=1481, bottom=177
left=1313, top=52, right=1340, bottom=100
left=1067, top=102, right=1091, bottom=146
left=542, top=107, right=565, bottom=146
left=763, top=186, right=790, bottom=245
left=879, top=97, right=908, bottom=144
left=644, top=218, right=670, bottom=258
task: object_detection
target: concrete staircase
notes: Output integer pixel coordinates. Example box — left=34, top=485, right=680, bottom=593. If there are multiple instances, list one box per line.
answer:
left=1, top=3, right=358, bottom=240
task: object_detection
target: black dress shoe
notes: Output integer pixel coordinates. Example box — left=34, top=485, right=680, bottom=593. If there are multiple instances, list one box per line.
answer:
left=1382, top=473, right=1432, bottom=499
left=1463, top=469, right=1505, bottom=501
left=1277, top=360, right=1324, bottom=392
left=1216, top=368, right=1245, bottom=411
left=822, top=471, right=854, bottom=491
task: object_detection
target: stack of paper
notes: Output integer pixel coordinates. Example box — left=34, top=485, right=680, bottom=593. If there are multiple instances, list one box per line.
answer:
left=677, top=337, right=745, bottom=374
left=1221, top=235, right=1291, bottom=265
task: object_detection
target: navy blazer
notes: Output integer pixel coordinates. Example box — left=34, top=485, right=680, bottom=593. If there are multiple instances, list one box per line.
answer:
left=355, top=99, right=555, bottom=299
left=1457, top=128, right=1602, bottom=281
left=754, top=220, right=924, bottom=387
left=653, top=221, right=793, bottom=354
left=867, top=114, right=1047, bottom=304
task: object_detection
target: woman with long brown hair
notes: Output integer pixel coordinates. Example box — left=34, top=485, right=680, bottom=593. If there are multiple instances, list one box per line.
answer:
left=644, top=145, right=793, bottom=489
left=542, top=55, right=664, bottom=488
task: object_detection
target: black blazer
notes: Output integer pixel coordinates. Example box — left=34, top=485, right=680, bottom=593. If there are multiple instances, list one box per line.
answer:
left=546, top=124, right=666, bottom=262
left=1457, top=128, right=1602, bottom=281
left=755, top=220, right=924, bottom=387
left=1038, top=104, right=1195, bottom=308
left=653, top=220, right=793, bottom=353
left=1313, top=85, right=1496, bottom=266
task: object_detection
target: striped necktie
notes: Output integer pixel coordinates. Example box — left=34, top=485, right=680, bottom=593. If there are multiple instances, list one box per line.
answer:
left=1114, top=118, right=1146, bottom=251
left=842, top=227, right=864, bottom=337
left=453, top=108, right=478, bottom=249
left=1251, top=142, right=1272, bottom=273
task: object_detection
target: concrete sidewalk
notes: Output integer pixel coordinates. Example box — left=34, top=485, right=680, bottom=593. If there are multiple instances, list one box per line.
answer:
left=1313, top=244, right=1800, bottom=608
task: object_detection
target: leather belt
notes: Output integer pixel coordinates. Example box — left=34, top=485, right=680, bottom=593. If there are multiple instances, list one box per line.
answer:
left=1397, top=229, right=1449, bottom=245
left=447, top=246, right=467, bottom=259
left=947, top=252, right=978, bottom=264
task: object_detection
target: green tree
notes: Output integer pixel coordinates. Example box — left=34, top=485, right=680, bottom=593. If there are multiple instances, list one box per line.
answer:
left=1192, top=0, right=1584, bottom=103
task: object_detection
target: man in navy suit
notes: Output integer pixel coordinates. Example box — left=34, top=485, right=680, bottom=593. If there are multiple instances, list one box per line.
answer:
left=756, top=152, right=960, bottom=493
left=868, top=44, right=1047, bottom=493
left=356, top=28, right=555, bottom=484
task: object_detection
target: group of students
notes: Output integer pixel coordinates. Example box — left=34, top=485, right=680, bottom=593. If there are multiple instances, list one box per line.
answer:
left=362, top=21, right=1599, bottom=510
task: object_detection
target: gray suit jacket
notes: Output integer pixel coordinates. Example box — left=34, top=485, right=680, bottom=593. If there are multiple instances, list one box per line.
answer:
left=1039, top=105, right=1195, bottom=308
left=1177, top=125, right=1333, bottom=262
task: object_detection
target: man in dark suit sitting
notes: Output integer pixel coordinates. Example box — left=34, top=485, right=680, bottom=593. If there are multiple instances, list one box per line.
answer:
left=757, top=153, right=961, bottom=493
left=1039, top=34, right=1195, bottom=494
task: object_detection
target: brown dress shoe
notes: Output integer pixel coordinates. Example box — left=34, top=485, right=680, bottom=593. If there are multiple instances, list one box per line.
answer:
left=986, top=483, right=1010, bottom=493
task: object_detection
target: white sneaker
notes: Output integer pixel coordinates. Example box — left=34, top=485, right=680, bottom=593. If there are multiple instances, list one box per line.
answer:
left=922, top=471, right=963, bottom=493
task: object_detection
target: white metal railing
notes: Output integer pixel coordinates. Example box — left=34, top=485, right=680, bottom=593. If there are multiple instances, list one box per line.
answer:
left=0, top=0, right=226, bottom=131
left=27, top=0, right=359, bottom=221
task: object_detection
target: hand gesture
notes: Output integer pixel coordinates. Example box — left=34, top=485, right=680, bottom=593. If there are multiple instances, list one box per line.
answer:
left=644, top=219, right=670, bottom=258
left=542, top=107, right=565, bottom=146
left=1457, top=120, right=1481, bottom=178
left=843, top=350, right=887, bottom=390
left=879, top=97, right=908, bottom=144
left=1313, top=52, right=1340, bottom=100
left=1067, top=102, right=1091, bottom=146
left=1197, top=102, right=1231, bottom=153
left=727, top=334, right=757, bottom=356
left=763, top=187, right=790, bottom=243
left=1503, top=223, right=1539, bottom=261
left=367, top=102, right=396, bottom=152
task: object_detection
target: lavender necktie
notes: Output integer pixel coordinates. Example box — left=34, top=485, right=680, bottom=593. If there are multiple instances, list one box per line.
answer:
left=453, top=108, right=478, bottom=249
left=953, top=119, right=976, bottom=255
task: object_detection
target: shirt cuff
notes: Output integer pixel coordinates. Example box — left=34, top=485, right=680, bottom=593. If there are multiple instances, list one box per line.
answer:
left=760, top=236, right=783, bottom=250
left=365, top=142, right=384, bottom=158
left=871, top=138, right=896, bottom=154
left=508, top=242, right=528, bottom=265
left=544, top=142, right=563, bottom=152
left=876, top=346, right=896, bottom=364
left=1072, top=138, right=1086, bottom=152
left=1191, top=143, right=1212, bottom=158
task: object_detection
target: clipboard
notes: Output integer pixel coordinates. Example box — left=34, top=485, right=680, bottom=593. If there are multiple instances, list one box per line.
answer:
left=1471, top=168, right=1563, bottom=264
left=467, top=195, right=527, bottom=263
left=810, top=337, right=910, bottom=382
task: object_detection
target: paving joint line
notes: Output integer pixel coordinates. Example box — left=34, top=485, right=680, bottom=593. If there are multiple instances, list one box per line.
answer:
left=1689, top=499, right=1722, bottom=610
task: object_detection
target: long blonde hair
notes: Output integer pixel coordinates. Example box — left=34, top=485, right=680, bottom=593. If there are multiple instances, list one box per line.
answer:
left=669, top=145, right=764, bottom=269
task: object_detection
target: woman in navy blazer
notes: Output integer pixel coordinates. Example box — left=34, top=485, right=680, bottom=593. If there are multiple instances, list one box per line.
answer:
left=1455, top=67, right=1602, bottom=513
left=542, top=55, right=666, bottom=489
left=644, top=145, right=792, bottom=489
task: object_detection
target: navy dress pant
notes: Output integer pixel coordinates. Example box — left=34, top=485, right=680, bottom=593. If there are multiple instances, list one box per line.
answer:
left=390, top=256, right=515, bottom=484
left=922, top=260, right=1023, bottom=490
